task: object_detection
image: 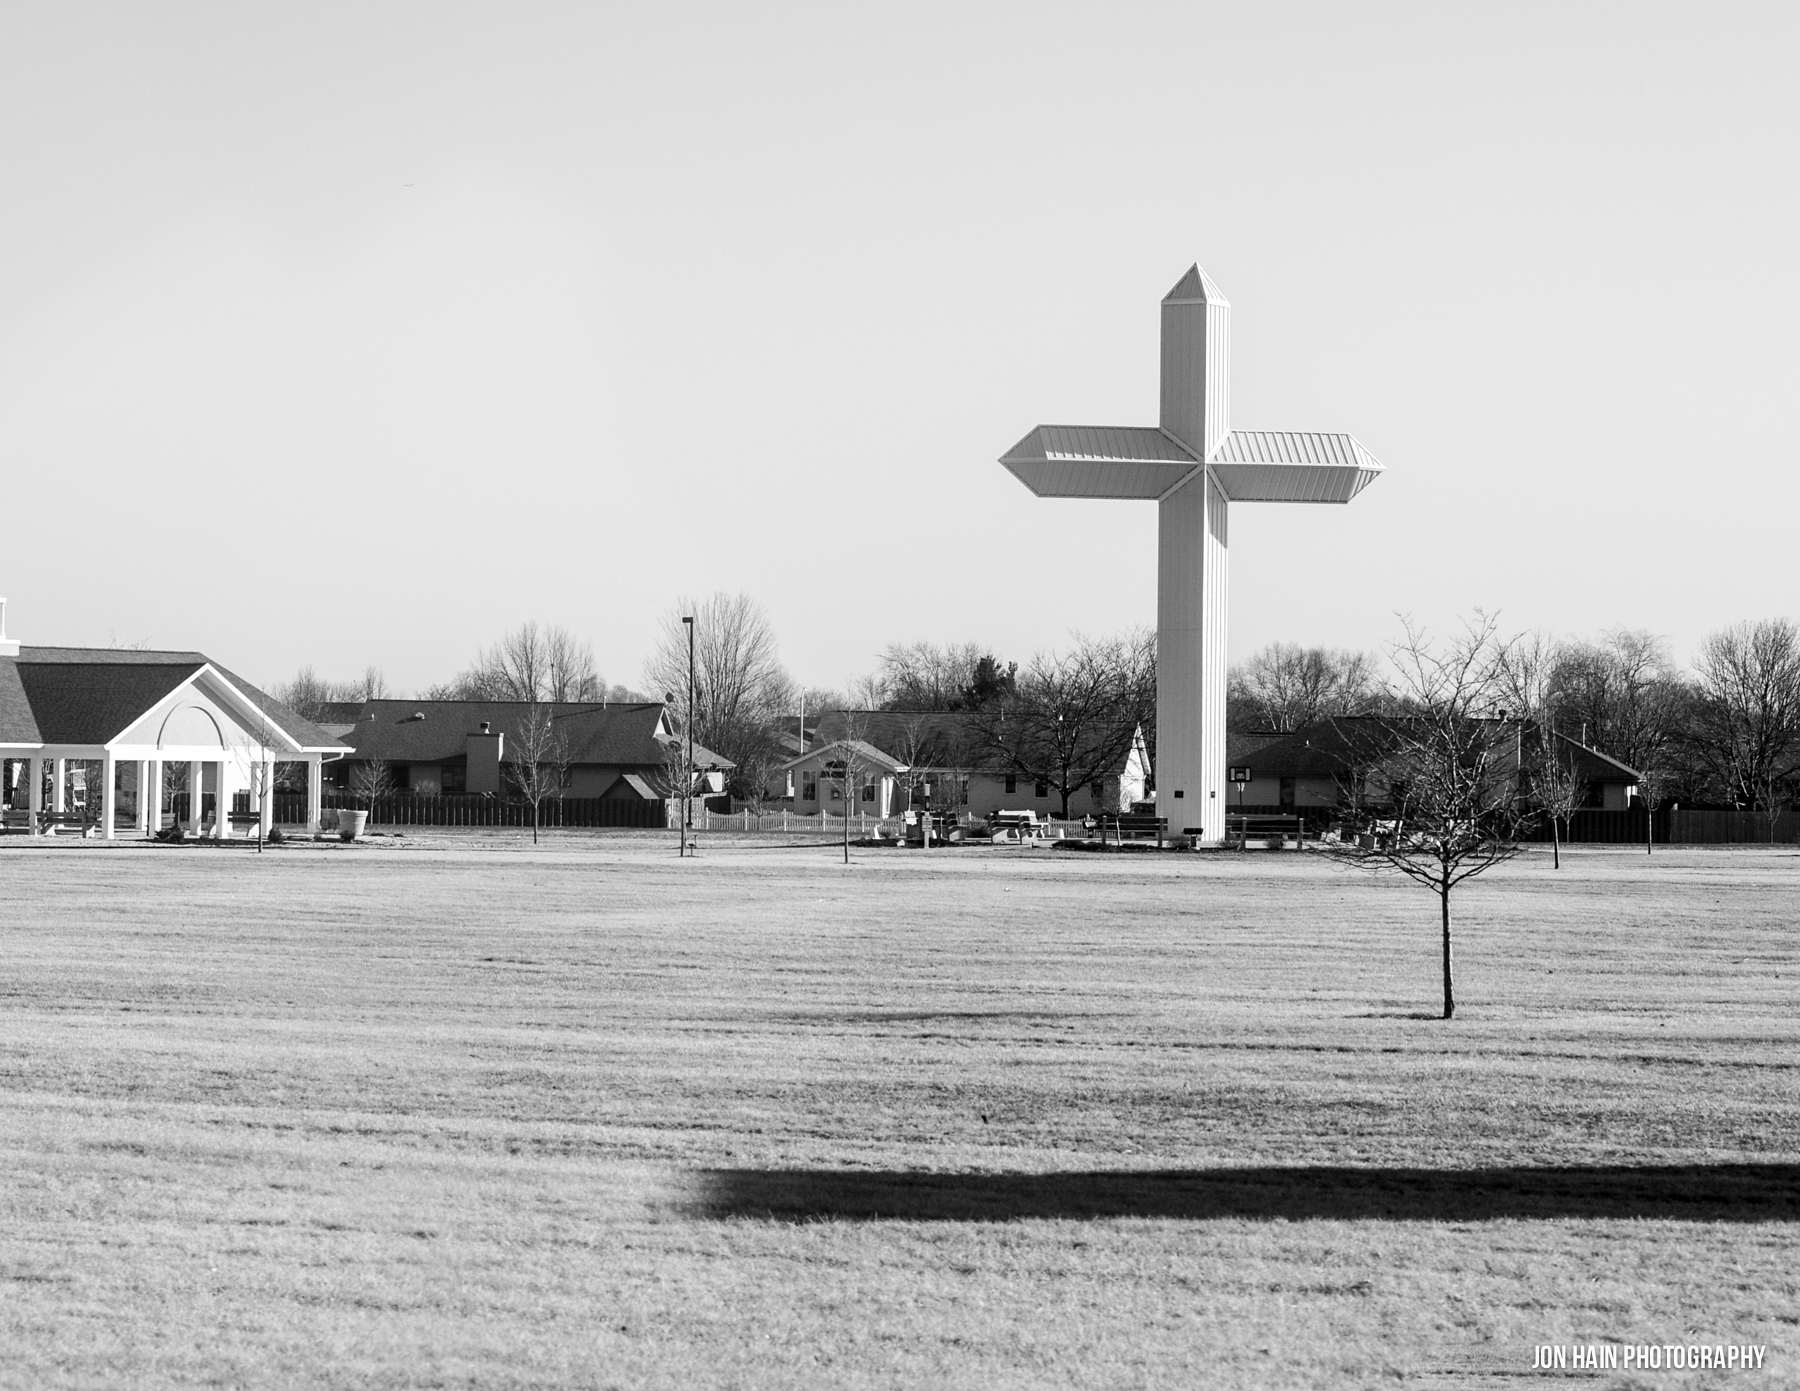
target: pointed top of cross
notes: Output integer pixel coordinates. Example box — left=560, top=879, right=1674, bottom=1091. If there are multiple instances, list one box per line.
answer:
left=1162, top=263, right=1229, bottom=307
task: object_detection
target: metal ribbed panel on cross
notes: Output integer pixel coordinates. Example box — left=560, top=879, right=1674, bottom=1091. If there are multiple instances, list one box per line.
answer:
left=998, top=263, right=1385, bottom=844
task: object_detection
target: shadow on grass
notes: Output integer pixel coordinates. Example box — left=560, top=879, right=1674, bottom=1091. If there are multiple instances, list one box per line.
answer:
left=694, top=1164, right=1800, bottom=1223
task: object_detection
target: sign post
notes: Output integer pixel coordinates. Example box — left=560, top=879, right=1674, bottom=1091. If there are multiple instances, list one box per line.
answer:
left=1227, top=766, right=1252, bottom=846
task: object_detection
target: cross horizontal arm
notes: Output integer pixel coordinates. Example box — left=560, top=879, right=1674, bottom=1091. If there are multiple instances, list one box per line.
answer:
left=1001, top=425, right=1384, bottom=503
left=1000, top=425, right=1197, bottom=499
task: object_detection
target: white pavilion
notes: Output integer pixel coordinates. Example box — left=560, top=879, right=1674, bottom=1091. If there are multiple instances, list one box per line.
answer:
left=0, top=600, right=348, bottom=838
left=1000, top=264, right=1384, bottom=843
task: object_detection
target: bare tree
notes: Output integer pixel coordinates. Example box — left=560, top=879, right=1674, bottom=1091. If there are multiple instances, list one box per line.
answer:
left=508, top=702, right=569, bottom=845
left=275, top=664, right=389, bottom=722
left=1327, top=614, right=1527, bottom=1020
left=1687, top=619, right=1800, bottom=814
left=1499, top=631, right=1579, bottom=868
left=1550, top=630, right=1684, bottom=775
left=644, top=593, right=793, bottom=803
left=970, top=631, right=1153, bottom=817
left=1527, top=731, right=1585, bottom=870
left=232, top=693, right=288, bottom=852
left=350, top=757, right=393, bottom=815
left=662, top=728, right=694, bottom=856
left=1229, top=643, right=1378, bottom=734
left=820, top=711, right=872, bottom=864
left=441, top=622, right=601, bottom=703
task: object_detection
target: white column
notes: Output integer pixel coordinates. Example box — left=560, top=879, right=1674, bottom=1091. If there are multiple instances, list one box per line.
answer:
left=102, top=751, right=117, bottom=840
left=53, top=758, right=66, bottom=815
left=1156, top=471, right=1229, bottom=845
left=188, top=760, right=205, bottom=833
left=146, top=760, right=162, bottom=836
left=216, top=757, right=234, bottom=839
left=306, top=754, right=322, bottom=833
left=134, top=760, right=149, bottom=836
left=27, top=754, right=43, bottom=834
left=258, top=758, right=274, bottom=840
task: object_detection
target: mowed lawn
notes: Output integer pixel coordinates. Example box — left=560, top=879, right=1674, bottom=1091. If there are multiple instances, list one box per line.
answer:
left=0, top=836, right=1796, bottom=1389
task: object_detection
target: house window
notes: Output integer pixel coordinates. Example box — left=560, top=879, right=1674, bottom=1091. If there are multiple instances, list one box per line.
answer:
left=1004, top=774, right=1017, bottom=794
left=441, top=763, right=466, bottom=794
left=1034, top=779, right=1048, bottom=798
left=862, top=782, right=876, bottom=803
left=802, top=775, right=817, bottom=801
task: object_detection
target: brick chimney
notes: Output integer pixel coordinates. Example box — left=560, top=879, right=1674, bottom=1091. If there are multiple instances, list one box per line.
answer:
left=466, top=721, right=504, bottom=795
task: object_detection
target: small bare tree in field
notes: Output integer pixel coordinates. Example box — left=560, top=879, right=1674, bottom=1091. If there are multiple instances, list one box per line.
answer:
left=509, top=702, right=569, bottom=845
left=662, top=725, right=693, bottom=856
left=1327, top=614, right=1526, bottom=1020
left=234, top=693, right=287, bottom=853
left=1528, top=732, right=1585, bottom=870
left=821, top=719, right=872, bottom=866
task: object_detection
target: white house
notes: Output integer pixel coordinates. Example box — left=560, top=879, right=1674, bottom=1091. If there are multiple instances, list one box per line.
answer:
left=0, top=607, right=350, bottom=837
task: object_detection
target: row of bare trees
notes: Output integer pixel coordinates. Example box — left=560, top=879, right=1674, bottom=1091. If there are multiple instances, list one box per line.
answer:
left=1232, top=618, right=1800, bottom=816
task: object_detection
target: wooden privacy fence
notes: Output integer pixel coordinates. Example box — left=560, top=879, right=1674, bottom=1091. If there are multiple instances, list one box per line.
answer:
left=319, top=793, right=667, bottom=829
left=1509, top=807, right=1798, bottom=845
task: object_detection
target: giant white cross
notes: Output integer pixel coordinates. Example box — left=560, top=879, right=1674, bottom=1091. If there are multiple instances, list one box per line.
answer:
left=1000, top=263, right=1385, bottom=844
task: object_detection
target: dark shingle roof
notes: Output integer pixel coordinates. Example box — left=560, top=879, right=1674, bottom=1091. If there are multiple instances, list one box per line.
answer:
left=1, top=647, right=348, bottom=751
left=336, top=699, right=732, bottom=769
left=12, top=660, right=202, bottom=743
left=205, top=663, right=347, bottom=752
left=0, top=660, right=43, bottom=744
left=1228, top=718, right=1641, bottom=784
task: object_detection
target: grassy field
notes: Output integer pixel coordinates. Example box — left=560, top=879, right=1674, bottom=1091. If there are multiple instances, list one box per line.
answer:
left=0, top=834, right=1795, bottom=1389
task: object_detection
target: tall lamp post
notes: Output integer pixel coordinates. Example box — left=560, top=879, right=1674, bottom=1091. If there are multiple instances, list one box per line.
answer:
left=683, top=615, right=696, bottom=854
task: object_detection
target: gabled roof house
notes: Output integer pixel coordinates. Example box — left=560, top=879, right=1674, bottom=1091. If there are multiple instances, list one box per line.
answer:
left=1224, top=717, right=1642, bottom=812
left=324, top=699, right=732, bottom=800
left=772, top=709, right=1150, bottom=819
left=0, top=608, right=348, bottom=838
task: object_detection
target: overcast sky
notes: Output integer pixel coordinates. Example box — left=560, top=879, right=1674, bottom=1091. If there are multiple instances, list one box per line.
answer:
left=4, top=2, right=1795, bottom=696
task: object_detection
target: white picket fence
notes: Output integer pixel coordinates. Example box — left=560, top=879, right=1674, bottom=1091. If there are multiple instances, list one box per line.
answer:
left=668, top=808, right=1093, bottom=839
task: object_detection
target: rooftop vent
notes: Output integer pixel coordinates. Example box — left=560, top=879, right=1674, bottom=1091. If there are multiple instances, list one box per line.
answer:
left=479, top=721, right=491, bottom=734
left=404, top=711, right=426, bottom=722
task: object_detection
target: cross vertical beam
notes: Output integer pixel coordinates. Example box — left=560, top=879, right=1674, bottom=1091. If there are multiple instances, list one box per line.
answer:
left=1157, top=472, right=1229, bottom=843
left=998, top=262, right=1384, bottom=845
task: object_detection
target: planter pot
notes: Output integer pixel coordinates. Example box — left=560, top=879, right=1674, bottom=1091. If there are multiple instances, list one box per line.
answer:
left=338, top=809, right=369, bottom=841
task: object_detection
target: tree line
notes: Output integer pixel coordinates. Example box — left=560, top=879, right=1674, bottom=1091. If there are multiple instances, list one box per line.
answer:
left=1230, top=619, right=1800, bottom=814
left=270, top=601, right=1800, bottom=818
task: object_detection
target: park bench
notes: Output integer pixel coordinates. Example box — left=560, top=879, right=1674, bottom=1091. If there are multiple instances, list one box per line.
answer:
left=2, top=807, right=32, bottom=833
left=1097, top=813, right=1168, bottom=847
left=38, top=809, right=100, bottom=837
left=228, top=810, right=267, bottom=836
left=987, top=809, right=1053, bottom=843
left=1226, top=813, right=1305, bottom=850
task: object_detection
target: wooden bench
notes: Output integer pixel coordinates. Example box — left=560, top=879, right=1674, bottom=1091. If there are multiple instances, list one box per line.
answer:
left=1098, top=813, right=1168, bottom=846
left=38, top=810, right=100, bottom=837
left=1226, top=813, right=1305, bottom=850
left=2, top=807, right=33, bottom=833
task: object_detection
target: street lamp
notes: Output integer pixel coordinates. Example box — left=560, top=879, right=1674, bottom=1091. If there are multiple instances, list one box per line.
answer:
left=682, top=615, right=696, bottom=853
